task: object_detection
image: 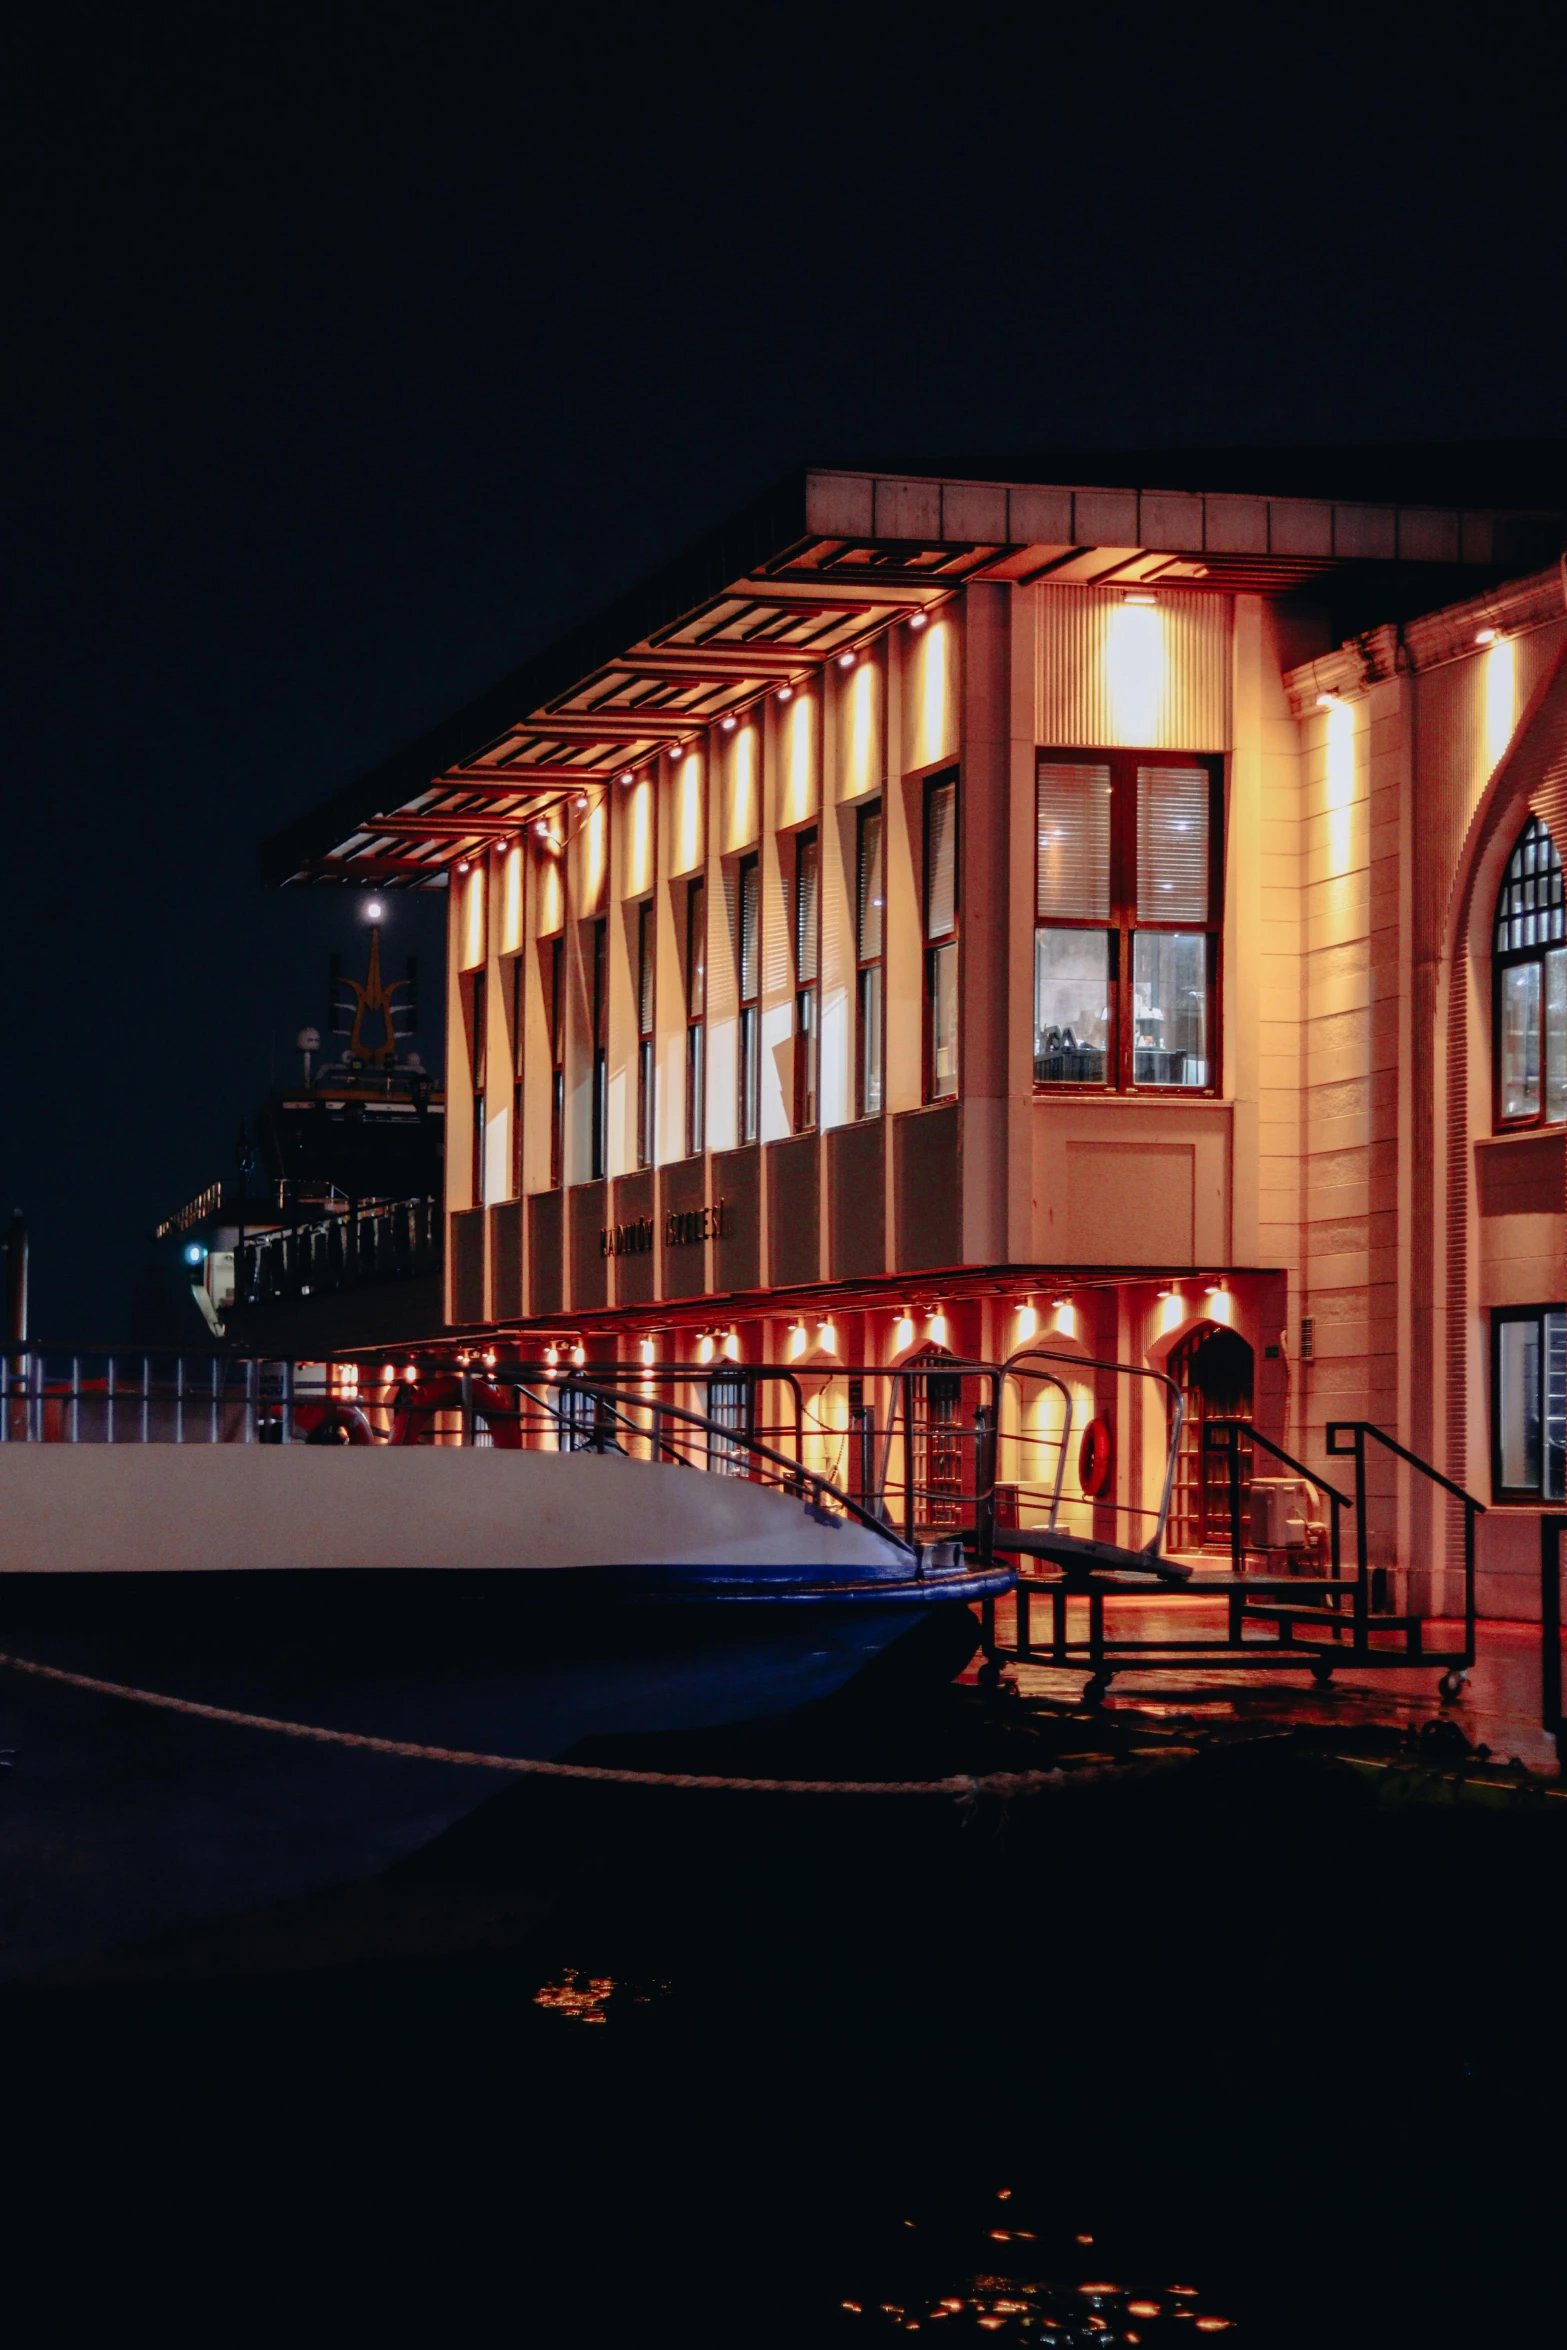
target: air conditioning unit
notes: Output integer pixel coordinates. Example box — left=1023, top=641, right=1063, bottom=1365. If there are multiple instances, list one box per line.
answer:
left=1249, top=1476, right=1318, bottom=1550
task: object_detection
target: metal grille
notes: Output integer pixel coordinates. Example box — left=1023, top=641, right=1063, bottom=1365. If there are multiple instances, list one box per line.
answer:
left=1495, top=814, right=1566, bottom=953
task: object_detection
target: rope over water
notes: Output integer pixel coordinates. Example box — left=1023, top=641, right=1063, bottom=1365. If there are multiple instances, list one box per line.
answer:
left=0, top=1649, right=1186, bottom=1799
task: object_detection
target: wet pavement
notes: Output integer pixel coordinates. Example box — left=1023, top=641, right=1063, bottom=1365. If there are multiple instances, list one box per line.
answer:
left=996, top=1604, right=1560, bottom=1771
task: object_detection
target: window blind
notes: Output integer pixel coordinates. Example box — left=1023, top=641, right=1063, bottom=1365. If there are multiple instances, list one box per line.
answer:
left=1036, top=762, right=1112, bottom=921
left=687, top=877, right=706, bottom=1019
left=795, top=832, right=820, bottom=984
left=739, top=857, right=760, bottom=1003
left=927, top=779, right=957, bottom=940
left=637, top=901, right=654, bottom=1037
left=857, top=807, right=883, bottom=963
left=1136, top=764, right=1210, bottom=924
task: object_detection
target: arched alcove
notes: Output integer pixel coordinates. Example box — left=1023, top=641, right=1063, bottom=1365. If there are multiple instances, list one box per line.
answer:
left=1165, top=1322, right=1255, bottom=1552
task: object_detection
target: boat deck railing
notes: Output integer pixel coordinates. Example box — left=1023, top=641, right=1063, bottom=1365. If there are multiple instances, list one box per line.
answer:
left=0, top=1344, right=1486, bottom=1690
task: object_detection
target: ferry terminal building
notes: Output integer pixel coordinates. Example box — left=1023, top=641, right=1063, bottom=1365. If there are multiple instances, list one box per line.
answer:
left=265, top=450, right=1567, bottom=1621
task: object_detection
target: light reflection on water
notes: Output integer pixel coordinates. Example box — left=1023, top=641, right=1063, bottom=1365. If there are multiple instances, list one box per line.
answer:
left=531, top=1965, right=670, bottom=2024
left=837, top=2191, right=1234, bottom=2341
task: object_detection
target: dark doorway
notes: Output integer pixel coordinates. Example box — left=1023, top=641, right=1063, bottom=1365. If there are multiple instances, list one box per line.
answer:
left=1167, top=1323, right=1255, bottom=1552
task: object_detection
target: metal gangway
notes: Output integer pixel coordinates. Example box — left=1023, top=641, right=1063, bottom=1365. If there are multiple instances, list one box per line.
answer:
left=980, top=1345, right=1481, bottom=1703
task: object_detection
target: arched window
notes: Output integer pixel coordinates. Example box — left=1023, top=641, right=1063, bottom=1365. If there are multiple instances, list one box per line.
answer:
left=1495, top=814, right=1567, bottom=1127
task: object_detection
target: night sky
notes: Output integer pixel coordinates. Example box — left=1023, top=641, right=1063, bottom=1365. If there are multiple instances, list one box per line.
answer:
left=4, top=8, right=1564, bottom=1339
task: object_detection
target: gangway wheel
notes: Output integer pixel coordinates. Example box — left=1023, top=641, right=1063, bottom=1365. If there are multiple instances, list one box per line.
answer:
left=1437, top=1667, right=1468, bottom=1704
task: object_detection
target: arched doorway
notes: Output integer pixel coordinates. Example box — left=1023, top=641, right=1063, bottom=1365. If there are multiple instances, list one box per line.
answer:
left=1167, top=1324, right=1255, bottom=1553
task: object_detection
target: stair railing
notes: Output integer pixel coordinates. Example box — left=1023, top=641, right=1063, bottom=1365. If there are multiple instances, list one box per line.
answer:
left=1203, top=1421, right=1355, bottom=1585
left=1326, top=1421, right=1482, bottom=1664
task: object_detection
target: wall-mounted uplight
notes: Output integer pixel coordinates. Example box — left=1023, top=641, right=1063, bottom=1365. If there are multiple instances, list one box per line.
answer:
left=838, top=651, right=856, bottom=669
left=620, top=770, right=634, bottom=786
left=543, top=1344, right=559, bottom=1367
left=456, top=859, right=469, bottom=874
left=817, top=1318, right=837, bottom=1353
left=777, top=685, right=793, bottom=702
left=574, top=794, right=588, bottom=810
left=698, top=1332, right=715, bottom=1366
left=1122, top=589, right=1157, bottom=607
left=723, top=1329, right=740, bottom=1362
left=721, top=715, right=737, bottom=732
left=926, top=1307, right=948, bottom=1348
left=1015, top=1301, right=1039, bottom=1344
left=571, top=1343, right=586, bottom=1368
left=639, top=1335, right=655, bottom=1366
left=909, top=611, right=927, bottom=630
left=1315, top=692, right=1340, bottom=710
left=1053, top=1296, right=1077, bottom=1338
left=894, top=1308, right=915, bottom=1351
left=787, top=1320, right=807, bottom=1362
left=535, top=819, right=550, bottom=836
left=1475, top=626, right=1498, bottom=646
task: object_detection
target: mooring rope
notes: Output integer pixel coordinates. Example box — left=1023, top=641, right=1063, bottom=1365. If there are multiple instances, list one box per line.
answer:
left=0, top=1648, right=1187, bottom=1800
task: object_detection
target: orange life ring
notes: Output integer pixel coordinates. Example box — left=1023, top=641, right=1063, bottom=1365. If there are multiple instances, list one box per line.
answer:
left=1078, top=1416, right=1113, bottom=1498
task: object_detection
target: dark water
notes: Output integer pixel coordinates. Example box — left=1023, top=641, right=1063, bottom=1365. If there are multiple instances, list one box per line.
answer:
left=2, top=1687, right=1563, bottom=2344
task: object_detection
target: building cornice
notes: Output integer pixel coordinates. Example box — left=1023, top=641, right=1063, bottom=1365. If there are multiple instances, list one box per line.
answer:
left=1284, top=559, right=1567, bottom=718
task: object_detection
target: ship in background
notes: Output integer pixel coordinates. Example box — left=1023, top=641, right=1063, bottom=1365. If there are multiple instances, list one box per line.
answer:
left=133, top=906, right=445, bottom=1353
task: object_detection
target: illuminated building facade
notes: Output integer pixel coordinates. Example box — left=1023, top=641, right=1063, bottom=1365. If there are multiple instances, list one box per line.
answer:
left=265, top=456, right=1567, bottom=1617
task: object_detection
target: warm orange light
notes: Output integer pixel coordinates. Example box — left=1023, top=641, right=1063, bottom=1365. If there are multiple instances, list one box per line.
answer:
left=777, top=684, right=793, bottom=702
left=628, top=776, right=653, bottom=895
left=1123, top=588, right=1157, bottom=606
left=723, top=1329, right=740, bottom=1362
left=838, top=649, right=855, bottom=668
left=698, top=1332, right=715, bottom=1365
left=674, top=750, right=704, bottom=876
left=1483, top=630, right=1517, bottom=769
left=1015, top=1301, right=1038, bottom=1344
left=894, top=1309, right=914, bottom=1351
left=722, top=714, right=736, bottom=731
left=571, top=1343, right=585, bottom=1368
left=927, top=1307, right=948, bottom=1347
left=1108, top=596, right=1161, bottom=740
left=787, top=1321, right=807, bottom=1362
left=909, top=610, right=927, bottom=629
left=639, top=1334, right=655, bottom=1366
left=1475, top=625, right=1497, bottom=646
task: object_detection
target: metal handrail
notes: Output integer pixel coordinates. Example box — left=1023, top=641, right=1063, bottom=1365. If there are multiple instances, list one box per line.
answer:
left=432, top=1372, right=917, bottom=1561
left=1203, top=1421, right=1354, bottom=1587
left=1002, top=1345, right=1185, bottom=1558
left=1325, top=1419, right=1483, bottom=1663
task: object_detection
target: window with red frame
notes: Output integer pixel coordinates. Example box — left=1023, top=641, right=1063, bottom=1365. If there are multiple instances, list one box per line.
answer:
left=1034, top=751, right=1222, bottom=1092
